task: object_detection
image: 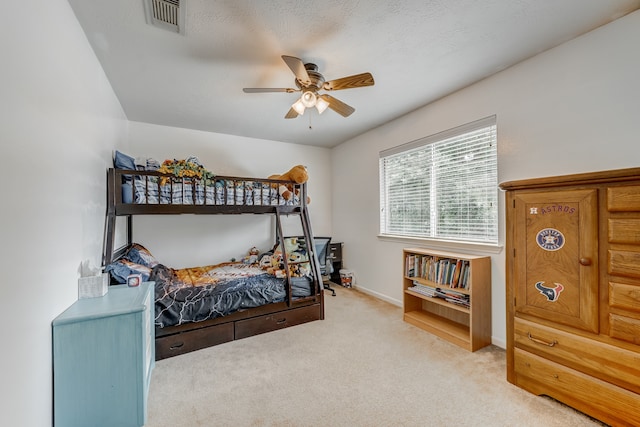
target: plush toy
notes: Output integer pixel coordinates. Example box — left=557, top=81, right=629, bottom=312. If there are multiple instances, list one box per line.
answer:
left=287, top=251, right=311, bottom=277
left=268, top=165, right=311, bottom=203
left=268, top=253, right=286, bottom=278
left=259, top=254, right=273, bottom=269
left=258, top=250, right=285, bottom=277
left=242, top=246, right=260, bottom=264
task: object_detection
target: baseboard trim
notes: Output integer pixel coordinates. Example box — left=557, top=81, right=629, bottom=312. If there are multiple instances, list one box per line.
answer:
left=491, top=337, right=506, bottom=349
left=353, top=285, right=402, bottom=307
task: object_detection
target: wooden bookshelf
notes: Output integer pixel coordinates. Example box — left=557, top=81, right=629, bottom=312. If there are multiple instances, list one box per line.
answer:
left=402, top=248, right=491, bottom=351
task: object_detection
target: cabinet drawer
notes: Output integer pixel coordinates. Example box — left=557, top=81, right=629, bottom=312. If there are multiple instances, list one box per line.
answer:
left=514, top=348, right=640, bottom=427
left=610, top=313, right=640, bottom=346
left=608, top=185, right=640, bottom=212
left=609, top=249, right=640, bottom=279
left=155, top=322, right=234, bottom=360
left=609, top=281, right=640, bottom=313
left=514, top=317, right=640, bottom=394
left=608, top=218, right=640, bottom=244
left=328, top=243, right=342, bottom=262
left=235, top=304, right=321, bottom=339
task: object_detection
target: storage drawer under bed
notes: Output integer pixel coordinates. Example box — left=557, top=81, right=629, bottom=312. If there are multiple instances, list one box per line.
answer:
left=235, top=303, right=321, bottom=339
left=155, top=322, right=234, bottom=360
left=155, top=303, right=322, bottom=359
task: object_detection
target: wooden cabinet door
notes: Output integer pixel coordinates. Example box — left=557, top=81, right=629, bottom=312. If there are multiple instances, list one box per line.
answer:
left=512, top=189, right=599, bottom=332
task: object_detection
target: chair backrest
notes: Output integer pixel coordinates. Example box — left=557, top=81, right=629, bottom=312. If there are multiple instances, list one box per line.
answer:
left=312, top=236, right=332, bottom=275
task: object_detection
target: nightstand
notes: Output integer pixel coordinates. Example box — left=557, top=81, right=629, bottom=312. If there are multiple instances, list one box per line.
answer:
left=52, top=283, right=155, bottom=427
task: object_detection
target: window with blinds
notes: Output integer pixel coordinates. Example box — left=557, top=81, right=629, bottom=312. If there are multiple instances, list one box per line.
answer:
left=379, top=116, right=498, bottom=244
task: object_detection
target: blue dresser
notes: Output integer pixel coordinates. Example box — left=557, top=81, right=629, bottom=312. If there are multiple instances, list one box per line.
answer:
left=52, top=283, right=155, bottom=427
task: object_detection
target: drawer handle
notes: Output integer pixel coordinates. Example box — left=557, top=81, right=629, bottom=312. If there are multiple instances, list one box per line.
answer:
left=276, top=318, right=287, bottom=325
left=527, top=332, right=557, bottom=347
left=169, top=342, right=184, bottom=350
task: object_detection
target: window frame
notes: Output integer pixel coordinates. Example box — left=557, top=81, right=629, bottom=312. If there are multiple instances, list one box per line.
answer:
left=379, top=115, right=499, bottom=248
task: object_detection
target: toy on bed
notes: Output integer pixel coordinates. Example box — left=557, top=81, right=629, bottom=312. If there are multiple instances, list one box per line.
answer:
left=268, top=164, right=311, bottom=204
left=242, top=246, right=260, bottom=264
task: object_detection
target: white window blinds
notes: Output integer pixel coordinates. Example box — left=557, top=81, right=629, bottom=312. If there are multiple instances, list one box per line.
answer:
left=379, top=116, right=498, bottom=244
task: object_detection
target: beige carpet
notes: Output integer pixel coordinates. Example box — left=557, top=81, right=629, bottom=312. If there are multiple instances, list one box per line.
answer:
left=146, top=286, right=606, bottom=427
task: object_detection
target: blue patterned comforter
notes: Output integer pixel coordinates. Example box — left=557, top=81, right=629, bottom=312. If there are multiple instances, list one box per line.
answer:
left=152, top=263, right=311, bottom=328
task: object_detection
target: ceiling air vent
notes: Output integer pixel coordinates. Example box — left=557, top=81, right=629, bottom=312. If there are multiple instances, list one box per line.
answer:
left=143, top=0, right=185, bottom=34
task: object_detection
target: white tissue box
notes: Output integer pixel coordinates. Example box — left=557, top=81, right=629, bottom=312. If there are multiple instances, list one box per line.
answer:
left=78, top=273, right=109, bottom=299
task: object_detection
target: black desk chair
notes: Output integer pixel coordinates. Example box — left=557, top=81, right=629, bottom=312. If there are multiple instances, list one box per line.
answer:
left=312, top=236, right=336, bottom=296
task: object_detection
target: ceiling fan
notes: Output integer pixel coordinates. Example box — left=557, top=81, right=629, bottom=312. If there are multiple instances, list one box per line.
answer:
left=243, top=55, right=375, bottom=119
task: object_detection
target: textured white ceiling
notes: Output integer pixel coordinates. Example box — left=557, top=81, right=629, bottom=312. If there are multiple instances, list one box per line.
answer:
left=67, top=0, right=640, bottom=148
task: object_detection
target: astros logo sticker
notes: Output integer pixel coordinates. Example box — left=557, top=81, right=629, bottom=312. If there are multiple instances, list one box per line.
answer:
left=536, top=228, right=565, bottom=251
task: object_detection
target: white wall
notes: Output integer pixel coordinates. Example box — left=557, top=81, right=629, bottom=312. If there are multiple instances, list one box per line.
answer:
left=0, top=1, right=129, bottom=426
left=127, top=122, right=332, bottom=268
left=332, top=11, right=640, bottom=348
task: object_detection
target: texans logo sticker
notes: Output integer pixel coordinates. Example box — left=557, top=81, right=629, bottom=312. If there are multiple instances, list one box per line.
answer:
left=535, top=281, right=564, bottom=302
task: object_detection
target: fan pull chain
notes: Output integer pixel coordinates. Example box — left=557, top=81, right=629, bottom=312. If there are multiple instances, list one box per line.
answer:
left=308, top=113, right=313, bottom=130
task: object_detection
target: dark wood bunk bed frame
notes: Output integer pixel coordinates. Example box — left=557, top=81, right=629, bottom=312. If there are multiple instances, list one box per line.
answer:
left=102, top=168, right=325, bottom=360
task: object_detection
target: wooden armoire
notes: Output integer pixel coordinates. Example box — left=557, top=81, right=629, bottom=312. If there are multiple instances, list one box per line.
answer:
left=501, top=167, right=640, bottom=427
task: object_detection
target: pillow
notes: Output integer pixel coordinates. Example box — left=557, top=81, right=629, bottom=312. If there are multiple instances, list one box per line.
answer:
left=134, top=157, right=147, bottom=171
left=146, top=157, right=161, bottom=171
left=124, top=243, right=159, bottom=268
left=104, top=259, right=151, bottom=284
left=114, top=150, right=136, bottom=170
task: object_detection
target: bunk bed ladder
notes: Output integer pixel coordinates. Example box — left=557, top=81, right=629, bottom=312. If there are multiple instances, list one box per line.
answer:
left=300, top=205, right=326, bottom=319
left=274, top=207, right=325, bottom=318
left=273, top=208, right=293, bottom=308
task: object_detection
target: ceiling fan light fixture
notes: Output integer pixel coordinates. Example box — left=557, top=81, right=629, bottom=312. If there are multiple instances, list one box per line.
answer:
left=300, top=91, right=317, bottom=108
left=316, top=97, right=330, bottom=114
left=292, top=98, right=306, bottom=115
left=243, top=55, right=374, bottom=119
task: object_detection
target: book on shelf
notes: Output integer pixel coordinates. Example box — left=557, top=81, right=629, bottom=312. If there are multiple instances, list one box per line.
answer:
left=405, top=254, right=472, bottom=290
left=406, top=255, right=416, bottom=277
left=408, top=282, right=470, bottom=308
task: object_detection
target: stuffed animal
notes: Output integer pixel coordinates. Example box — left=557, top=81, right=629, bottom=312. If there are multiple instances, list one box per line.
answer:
left=259, top=254, right=273, bottom=269
left=258, top=251, right=285, bottom=277
left=268, top=253, right=286, bottom=278
left=268, top=165, right=311, bottom=203
left=287, top=251, right=311, bottom=277
left=242, top=246, right=260, bottom=264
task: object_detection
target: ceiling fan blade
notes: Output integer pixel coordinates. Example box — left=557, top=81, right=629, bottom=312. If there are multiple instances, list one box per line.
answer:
left=285, top=107, right=299, bottom=119
left=281, top=55, right=311, bottom=86
left=323, top=72, right=374, bottom=91
left=243, top=88, right=297, bottom=93
left=319, top=94, right=355, bottom=117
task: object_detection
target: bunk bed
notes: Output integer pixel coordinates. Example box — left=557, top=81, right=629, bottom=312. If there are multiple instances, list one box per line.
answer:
left=102, top=165, right=325, bottom=360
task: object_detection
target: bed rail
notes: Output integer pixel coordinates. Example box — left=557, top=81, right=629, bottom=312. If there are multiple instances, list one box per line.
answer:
left=107, top=168, right=307, bottom=216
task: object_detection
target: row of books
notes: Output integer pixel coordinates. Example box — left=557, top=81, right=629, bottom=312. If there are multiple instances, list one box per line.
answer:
left=405, top=254, right=471, bottom=290
left=409, top=283, right=471, bottom=308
